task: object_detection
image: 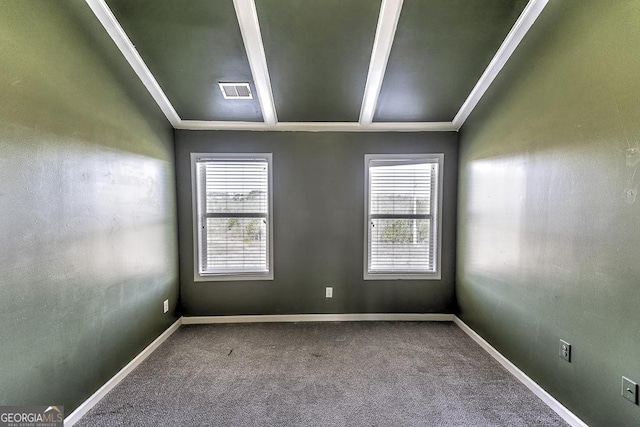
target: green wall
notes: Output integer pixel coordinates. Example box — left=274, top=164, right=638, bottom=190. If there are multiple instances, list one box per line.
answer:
left=0, top=0, right=179, bottom=414
left=175, top=131, right=458, bottom=315
left=456, top=1, right=640, bottom=426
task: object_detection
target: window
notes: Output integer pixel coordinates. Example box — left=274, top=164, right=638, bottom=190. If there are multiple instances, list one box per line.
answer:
left=191, top=153, right=273, bottom=281
left=364, top=154, right=443, bottom=280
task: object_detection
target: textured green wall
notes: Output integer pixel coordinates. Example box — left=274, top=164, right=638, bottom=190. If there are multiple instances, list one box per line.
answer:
left=457, top=1, right=640, bottom=426
left=0, top=0, right=178, bottom=414
left=175, top=131, right=458, bottom=316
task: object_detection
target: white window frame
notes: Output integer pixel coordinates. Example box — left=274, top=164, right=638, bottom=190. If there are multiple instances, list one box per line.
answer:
left=363, top=153, right=444, bottom=280
left=191, top=152, right=274, bottom=282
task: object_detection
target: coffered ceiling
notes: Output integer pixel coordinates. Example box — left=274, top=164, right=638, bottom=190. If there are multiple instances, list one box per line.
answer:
left=87, top=0, right=548, bottom=131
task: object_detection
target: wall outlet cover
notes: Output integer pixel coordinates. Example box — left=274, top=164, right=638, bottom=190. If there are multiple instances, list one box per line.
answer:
left=559, top=339, right=571, bottom=362
left=325, top=287, right=333, bottom=298
left=622, top=376, right=638, bottom=405
left=163, top=299, right=169, bottom=313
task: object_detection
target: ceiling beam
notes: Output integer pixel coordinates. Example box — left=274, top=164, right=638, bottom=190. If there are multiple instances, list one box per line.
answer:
left=233, top=0, right=278, bottom=126
left=85, top=0, right=180, bottom=127
left=177, top=120, right=456, bottom=132
left=87, top=0, right=545, bottom=134
left=452, top=0, right=549, bottom=130
left=359, top=0, right=404, bottom=126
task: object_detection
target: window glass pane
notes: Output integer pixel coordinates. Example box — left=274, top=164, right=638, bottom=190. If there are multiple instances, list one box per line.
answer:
left=204, top=217, right=268, bottom=273
left=369, top=163, right=434, bottom=215
left=369, top=218, right=433, bottom=273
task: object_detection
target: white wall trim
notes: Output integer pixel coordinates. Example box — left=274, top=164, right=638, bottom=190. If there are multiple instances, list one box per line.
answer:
left=233, top=0, right=278, bottom=126
left=84, top=0, right=181, bottom=127
left=177, top=120, right=456, bottom=132
left=63, top=315, right=587, bottom=426
left=359, top=0, right=404, bottom=125
left=452, top=0, right=549, bottom=130
left=86, top=0, right=546, bottom=133
left=64, top=318, right=182, bottom=427
left=182, top=313, right=453, bottom=324
left=356, top=121, right=456, bottom=132
left=453, top=316, right=588, bottom=427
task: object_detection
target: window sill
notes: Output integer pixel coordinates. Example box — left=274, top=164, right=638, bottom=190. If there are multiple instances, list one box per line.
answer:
left=194, top=272, right=274, bottom=282
left=363, top=272, right=441, bottom=281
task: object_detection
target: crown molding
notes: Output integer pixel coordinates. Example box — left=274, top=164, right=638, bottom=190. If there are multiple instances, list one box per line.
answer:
left=177, top=120, right=456, bottom=132
left=85, top=0, right=180, bottom=127
left=233, top=0, right=278, bottom=126
left=359, top=0, right=404, bottom=125
left=452, top=0, right=549, bottom=130
left=87, top=0, right=547, bottom=133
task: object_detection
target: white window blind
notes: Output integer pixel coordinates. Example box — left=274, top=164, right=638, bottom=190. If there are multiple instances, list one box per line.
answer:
left=365, top=155, right=442, bottom=279
left=193, top=154, right=272, bottom=280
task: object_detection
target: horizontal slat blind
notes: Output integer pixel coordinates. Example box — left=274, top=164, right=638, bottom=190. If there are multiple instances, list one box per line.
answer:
left=203, top=160, right=268, bottom=214
left=197, top=159, right=270, bottom=275
left=368, top=160, right=438, bottom=274
left=205, top=217, right=267, bottom=272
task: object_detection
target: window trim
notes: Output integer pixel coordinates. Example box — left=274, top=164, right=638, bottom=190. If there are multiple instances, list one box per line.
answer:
left=191, top=152, right=274, bottom=282
left=363, top=153, right=444, bottom=281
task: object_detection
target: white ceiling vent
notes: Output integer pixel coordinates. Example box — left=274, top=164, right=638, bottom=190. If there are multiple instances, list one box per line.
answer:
left=218, top=82, right=253, bottom=99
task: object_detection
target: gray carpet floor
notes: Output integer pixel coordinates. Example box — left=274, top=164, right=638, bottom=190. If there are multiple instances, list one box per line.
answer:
left=76, top=322, right=568, bottom=426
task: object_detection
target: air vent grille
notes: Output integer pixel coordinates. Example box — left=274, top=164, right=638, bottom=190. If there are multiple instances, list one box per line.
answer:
left=219, top=82, right=253, bottom=99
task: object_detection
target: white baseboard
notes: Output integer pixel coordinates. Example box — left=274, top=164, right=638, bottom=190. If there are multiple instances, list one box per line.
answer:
left=64, top=318, right=182, bottom=427
left=452, top=316, right=588, bottom=427
left=181, top=313, right=454, bottom=325
left=64, top=314, right=586, bottom=427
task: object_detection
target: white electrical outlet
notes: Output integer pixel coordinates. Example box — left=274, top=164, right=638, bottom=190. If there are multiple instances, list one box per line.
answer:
left=163, top=299, right=169, bottom=313
left=325, top=287, right=333, bottom=298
